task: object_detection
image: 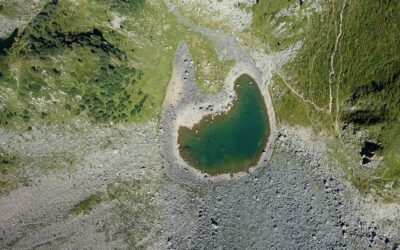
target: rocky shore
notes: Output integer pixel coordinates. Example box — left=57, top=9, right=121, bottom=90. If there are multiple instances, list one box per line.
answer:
left=161, top=0, right=279, bottom=184
left=161, top=41, right=278, bottom=184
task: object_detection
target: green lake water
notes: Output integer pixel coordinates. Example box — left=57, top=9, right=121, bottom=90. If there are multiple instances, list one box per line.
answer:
left=178, top=74, right=270, bottom=175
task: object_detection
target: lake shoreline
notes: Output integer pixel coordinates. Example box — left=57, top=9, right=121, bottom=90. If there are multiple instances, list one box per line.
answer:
left=177, top=74, right=271, bottom=176
left=161, top=42, right=278, bottom=184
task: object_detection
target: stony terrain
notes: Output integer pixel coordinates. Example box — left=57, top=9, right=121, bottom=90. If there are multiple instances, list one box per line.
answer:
left=170, top=0, right=255, bottom=32
left=1, top=121, right=400, bottom=249
left=159, top=125, right=400, bottom=249
left=0, top=122, right=163, bottom=248
left=1, top=0, right=399, bottom=249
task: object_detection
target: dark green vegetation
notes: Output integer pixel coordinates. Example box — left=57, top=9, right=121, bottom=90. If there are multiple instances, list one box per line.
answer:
left=0, top=0, right=229, bottom=128
left=19, top=0, right=142, bottom=122
left=106, top=0, right=144, bottom=15
left=0, top=29, right=18, bottom=55
left=268, top=0, right=400, bottom=197
left=178, top=74, right=270, bottom=175
left=0, top=0, right=151, bottom=126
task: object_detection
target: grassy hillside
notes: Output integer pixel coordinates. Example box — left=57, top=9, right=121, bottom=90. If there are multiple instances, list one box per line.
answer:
left=0, top=0, right=231, bottom=129
left=262, top=0, right=400, bottom=198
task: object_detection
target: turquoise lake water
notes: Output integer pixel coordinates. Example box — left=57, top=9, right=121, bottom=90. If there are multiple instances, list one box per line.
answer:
left=178, top=74, right=270, bottom=175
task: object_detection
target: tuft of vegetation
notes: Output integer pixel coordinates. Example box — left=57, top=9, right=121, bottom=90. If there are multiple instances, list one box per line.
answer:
left=0, top=2, right=19, bottom=17
left=0, top=148, right=23, bottom=195
left=69, top=193, right=103, bottom=215
left=0, top=148, right=77, bottom=195
left=34, top=153, right=76, bottom=174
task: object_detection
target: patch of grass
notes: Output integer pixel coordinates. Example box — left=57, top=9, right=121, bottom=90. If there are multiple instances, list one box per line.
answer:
left=186, top=32, right=235, bottom=94
left=235, top=2, right=250, bottom=12
left=35, top=153, right=76, bottom=174
left=270, top=75, right=311, bottom=126
left=68, top=181, right=141, bottom=217
left=103, top=0, right=144, bottom=16
left=170, top=0, right=238, bottom=33
left=100, top=180, right=159, bottom=248
left=70, top=193, right=103, bottom=215
left=68, top=178, right=160, bottom=249
left=0, top=148, right=24, bottom=195
left=251, top=0, right=309, bottom=51
left=0, top=148, right=77, bottom=195
left=100, top=139, right=113, bottom=150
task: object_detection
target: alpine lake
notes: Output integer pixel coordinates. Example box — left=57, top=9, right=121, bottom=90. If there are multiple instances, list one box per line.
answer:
left=177, top=74, right=271, bottom=175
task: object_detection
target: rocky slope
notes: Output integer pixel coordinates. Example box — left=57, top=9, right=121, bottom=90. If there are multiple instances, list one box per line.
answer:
left=1, top=122, right=399, bottom=249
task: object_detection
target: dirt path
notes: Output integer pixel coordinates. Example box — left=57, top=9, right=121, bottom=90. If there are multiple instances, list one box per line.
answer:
left=276, top=72, right=330, bottom=114
left=329, top=0, right=348, bottom=114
